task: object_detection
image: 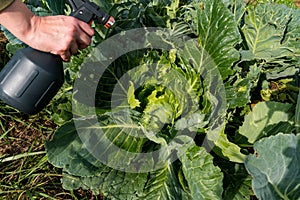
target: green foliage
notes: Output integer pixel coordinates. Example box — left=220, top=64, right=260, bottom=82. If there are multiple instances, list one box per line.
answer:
left=255, top=0, right=297, bottom=8
left=245, top=133, right=300, bottom=199
left=46, top=120, right=223, bottom=199
left=1, top=0, right=298, bottom=198
left=185, top=0, right=242, bottom=79
left=180, top=146, right=224, bottom=199
left=238, top=101, right=294, bottom=144
left=45, top=0, right=66, bottom=14
left=46, top=0, right=300, bottom=198
left=222, top=163, right=254, bottom=200
left=241, top=3, right=300, bottom=66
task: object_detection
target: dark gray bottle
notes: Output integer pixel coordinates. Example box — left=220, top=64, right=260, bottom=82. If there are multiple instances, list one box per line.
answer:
left=0, top=48, right=64, bottom=114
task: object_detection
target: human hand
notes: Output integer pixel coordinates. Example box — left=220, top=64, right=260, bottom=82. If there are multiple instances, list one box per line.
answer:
left=0, top=0, right=94, bottom=62
left=27, top=15, right=94, bottom=61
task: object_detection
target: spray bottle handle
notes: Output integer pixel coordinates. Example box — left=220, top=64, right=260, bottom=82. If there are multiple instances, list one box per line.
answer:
left=66, top=0, right=115, bottom=28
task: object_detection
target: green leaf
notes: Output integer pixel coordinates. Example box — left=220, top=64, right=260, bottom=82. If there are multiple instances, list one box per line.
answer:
left=46, top=0, right=66, bottom=15
left=142, top=163, right=190, bottom=200
left=1, top=30, right=23, bottom=45
left=238, top=101, right=294, bottom=144
left=178, top=35, right=244, bottom=163
left=225, top=64, right=261, bottom=108
left=222, top=0, right=247, bottom=23
left=175, top=112, right=208, bottom=132
left=224, top=176, right=253, bottom=200
left=283, top=4, right=300, bottom=64
left=45, top=119, right=192, bottom=199
left=265, top=66, right=299, bottom=80
left=256, top=0, right=297, bottom=8
left=45, top=121, right=102, bottom=177
left=28, top=4, right=53, bottom=16
left=245, top=133, right=300, bottom=199
left=241, top=4, right=296, bottom=64
left=46, top=120, right=149, bottom=198
left=295, top=89, right=300, bottom=133
left=65, top=169, right=148, bottom=198
left=186, top=0, right=241, bottom=79
left=127, top=81, right=141, bottom=109
left=180, top=145, right=224, bottom=200
left=5, top=43, right=24, bottom=56
left=91, top=0, right=115, bottom=12
left=221, top=162, right=254, bottom=200
left=209, top=127, right=246, bottom=163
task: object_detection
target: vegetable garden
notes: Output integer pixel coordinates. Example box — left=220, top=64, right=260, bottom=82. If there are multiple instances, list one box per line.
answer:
left=1, top=0, right=300, bottom=199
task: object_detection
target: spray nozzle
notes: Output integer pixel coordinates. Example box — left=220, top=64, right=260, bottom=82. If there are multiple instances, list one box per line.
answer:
left=67, top=0, right=115, bottom=28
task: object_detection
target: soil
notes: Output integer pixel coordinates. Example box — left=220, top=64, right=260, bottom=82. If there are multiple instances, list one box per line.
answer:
left=0, top=31, right=7, bottom=49
left=0, top=114, right=54, bottom=156
left=0, top=31, right=9, bottom=66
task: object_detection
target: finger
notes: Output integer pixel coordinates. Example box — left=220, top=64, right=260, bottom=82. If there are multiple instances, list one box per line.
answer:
left=77, top=20, right=95, bottom=37
left=50, top=49, right=70, bottom=62
left=78, top=42, right=89, bottom=50
left=60, top=52, right=71, bottom=62
left=61, top=51, right=71, bottom=62
left=70, top=42, right=79, bottom=55
left=77, top=35, right=92, bottom=49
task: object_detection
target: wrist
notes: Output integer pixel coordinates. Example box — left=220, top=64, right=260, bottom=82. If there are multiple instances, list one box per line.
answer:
left=0, top=0, right=36, bottom=45
left=23, top=15, right=40, bottom=46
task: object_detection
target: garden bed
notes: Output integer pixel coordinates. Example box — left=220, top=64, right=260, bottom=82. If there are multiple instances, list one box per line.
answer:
left=1, top=0, right=300, bottom=199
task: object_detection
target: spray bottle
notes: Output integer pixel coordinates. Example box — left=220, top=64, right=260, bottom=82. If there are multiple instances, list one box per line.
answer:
left=0, top=0, right=114, bottom=114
